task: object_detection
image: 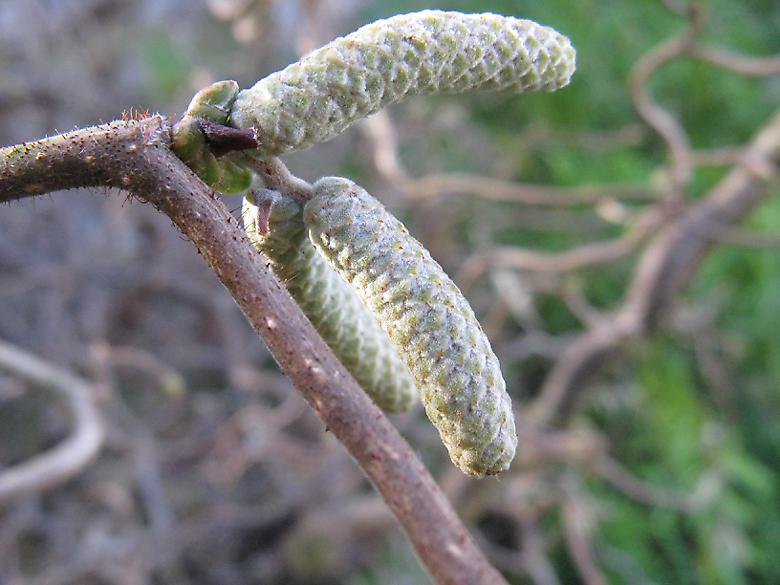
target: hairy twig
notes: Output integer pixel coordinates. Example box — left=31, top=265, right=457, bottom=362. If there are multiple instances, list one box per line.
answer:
left=0, top=340, right=104, bottom=506
left=0, top=117, right=507, bottom=585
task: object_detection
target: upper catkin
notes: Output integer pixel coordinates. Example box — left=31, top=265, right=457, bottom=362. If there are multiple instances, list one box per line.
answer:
left=230, top=10, right=575, bottom=157
left=304, top=177, right=517, bottom=477
left=243, top=189, right=416, bottom=414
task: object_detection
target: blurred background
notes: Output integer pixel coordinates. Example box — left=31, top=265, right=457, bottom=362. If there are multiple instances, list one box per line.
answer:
left=1, top=0, right=779, bottom=583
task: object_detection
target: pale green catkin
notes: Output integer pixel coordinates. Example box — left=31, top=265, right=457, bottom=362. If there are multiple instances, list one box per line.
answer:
left=243, top=189, right=417, bottom=414
left=304, top=178, right=517, bottom=477
left=230, top=10, right=576, bottom=157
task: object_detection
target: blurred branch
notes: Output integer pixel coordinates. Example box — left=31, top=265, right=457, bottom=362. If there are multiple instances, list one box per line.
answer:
left=239, top=154, right=314, bottom=202
left=362, top=111, right=658, bottom=206
left=91, top=341, right=186, bottom=397
left=630, top=2, right=779, bottom=196
left=628, top=2, right=706, bottom=195
left=689, top=45, right=780, bottom=76
left=503, top=330, right=573, bottom=361
left=593, top=456, right=695, bottom=512
left=558, top=278, right=605, bottom=328
left=660, top=0, right=690, bottom=17
left=561, top=480, right=607, bottom=585
left=0, top=340, right=104, bottom=506
left=406, top=173, right=658, bottom=206
left=0, top=117, right=507, bottom=585
left=457, top=208, right=661, bottom=290
left=511, top=426, right=697, bottom=513
left=709, top=226, right=780, bottom=248
left=528, top=107, right=780, bottom=426
left=691, top=147, right=746, bottom=167
left=519, top=519, right=562, bottom=585
left=484, top=521, right=562, bottom=585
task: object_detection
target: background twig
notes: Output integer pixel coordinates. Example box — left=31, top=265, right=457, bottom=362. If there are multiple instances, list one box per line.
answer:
left=0, top=340, right=104, bottom=506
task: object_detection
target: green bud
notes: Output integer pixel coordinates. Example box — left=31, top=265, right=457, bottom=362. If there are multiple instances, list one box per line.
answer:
left=185, top=80, right=239, bottom=124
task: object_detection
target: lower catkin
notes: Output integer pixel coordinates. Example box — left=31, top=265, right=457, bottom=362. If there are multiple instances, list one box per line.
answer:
left=243, top=189, right=416, bottom=414
left=304, top=177, right=517, bottom=477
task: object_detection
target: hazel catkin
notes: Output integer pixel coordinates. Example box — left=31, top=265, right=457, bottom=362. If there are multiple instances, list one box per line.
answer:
left=243, top=188, right=416, bottom=414
left=303, top=177, right=517, bottom=477
left=230, top=10, right=575, bottom=157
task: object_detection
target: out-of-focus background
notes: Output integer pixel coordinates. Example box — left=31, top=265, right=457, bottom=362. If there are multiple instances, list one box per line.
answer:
left=1, top=1, right=779, bottom=584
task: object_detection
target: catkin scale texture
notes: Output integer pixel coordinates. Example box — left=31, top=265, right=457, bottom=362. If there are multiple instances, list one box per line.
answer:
left=231, top=10, right=575, bottom=157
left=304, top=178, right=517, bottom=477
left=243, top=190, right=416, bottom=414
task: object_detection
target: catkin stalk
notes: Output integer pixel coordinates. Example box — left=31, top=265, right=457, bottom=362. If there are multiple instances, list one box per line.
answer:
left=304, top=177, right=517, bottom=477
left=243, top=189, right=417, bottom=414
left=231, top=10, right=575, bottom=157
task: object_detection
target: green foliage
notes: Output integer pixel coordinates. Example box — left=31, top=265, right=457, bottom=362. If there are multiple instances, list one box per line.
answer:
left=591, top=342, right=779, bottom=585
left=141, top=33, right=190, bottom=102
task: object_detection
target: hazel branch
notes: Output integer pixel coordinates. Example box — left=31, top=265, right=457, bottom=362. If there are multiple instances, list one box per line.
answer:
left=0, top=116, right=508, bottom=585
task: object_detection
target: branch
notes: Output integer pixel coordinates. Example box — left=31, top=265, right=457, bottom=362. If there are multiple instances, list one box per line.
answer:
left=709, top=225, right=780, bottom=248
left=0, top=340, right=104, bottom=506
left=593, top=456, right=695, bottom=512
left=529, top=107, right=780, bottom=426
left=628, top=2, right=706, bottom=195
left=561, top=480, right=607, bottom=585
left=689, top=45, right=780, bottom=76
left=0, top=117, right=507, bottom=585
left=361, top=111, right=656, bottom=207
left=457, top=209, right=660, bottom=291
left=405, top=173, right=658, bottom=206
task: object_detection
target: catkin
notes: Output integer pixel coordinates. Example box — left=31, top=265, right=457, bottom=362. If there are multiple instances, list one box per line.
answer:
left=231, top=10, right=575, bottom=157
left=243, top=189, right=416, bottom=414
left=304, top=177, right=517, bottom=477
